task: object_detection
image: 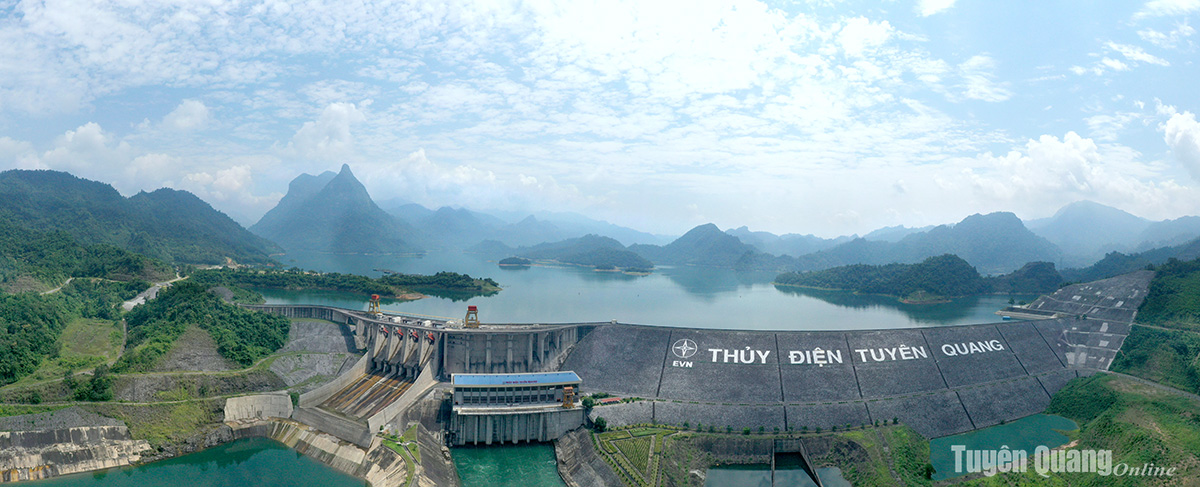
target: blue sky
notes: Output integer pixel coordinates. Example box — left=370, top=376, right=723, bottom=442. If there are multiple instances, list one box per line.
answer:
left=1, top=0, right=1198, bottom=237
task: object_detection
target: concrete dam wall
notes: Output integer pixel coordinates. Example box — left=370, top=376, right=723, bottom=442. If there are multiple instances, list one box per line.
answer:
left=562, top=272, right=1151, bottom=439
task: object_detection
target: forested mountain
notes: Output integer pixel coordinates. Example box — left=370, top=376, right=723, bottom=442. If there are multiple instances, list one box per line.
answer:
left=725, top=226, right=849, bottom=257
left=1137, top=216, right=1200, bottom=250
left=787, top=212, right=1060, bottom=275
left=862, top=225, right=935, bottom=242
left=1062, top=236, right=1200, bottom=283
left=0, top=170, right=279, bottom=265
left=472, top=234, right=653, bottom=270
left=1026, top=201, right=1200, bottom=267
left=251, top=164, right=421, bottom=254
left=632, top=223, right=757, bottom=267
left=775, top=254, right=1063, bottom=300
left=0, top=219, right=172, bottom=292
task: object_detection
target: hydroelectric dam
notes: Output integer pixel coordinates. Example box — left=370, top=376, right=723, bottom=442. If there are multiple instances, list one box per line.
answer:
left=244, top=270, right=1151, bottom=447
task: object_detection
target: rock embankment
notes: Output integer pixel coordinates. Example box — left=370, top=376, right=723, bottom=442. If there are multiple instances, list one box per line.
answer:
left=0, top=409, right=151, bottom=483
left=555, top=428, right=622, bottom=487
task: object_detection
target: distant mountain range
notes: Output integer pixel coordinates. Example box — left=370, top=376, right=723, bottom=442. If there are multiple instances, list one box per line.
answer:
left=250, top=165, right=422, bottom=255
left=9, top=165, right=1200, bottom=280
left=1025, top=200, right=1200, bottom=267
left=0, top=169, right=278, bottom=265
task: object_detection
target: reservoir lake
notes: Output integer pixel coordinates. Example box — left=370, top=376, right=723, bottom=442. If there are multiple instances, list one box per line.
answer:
left=263, top=251, right=1035, bottom=330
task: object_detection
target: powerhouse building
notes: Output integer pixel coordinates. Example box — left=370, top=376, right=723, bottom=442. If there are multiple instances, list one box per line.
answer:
left=448, top=371, right=585, bottom=445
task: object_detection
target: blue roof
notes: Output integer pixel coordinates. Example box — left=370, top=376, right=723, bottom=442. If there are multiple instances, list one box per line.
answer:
left=452, top=371, right=581, bottom=386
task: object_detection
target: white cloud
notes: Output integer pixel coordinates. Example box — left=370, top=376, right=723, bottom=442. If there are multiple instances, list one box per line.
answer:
left=0, top=137, right=40, bottom=169
left=1085, top=112, right=1147, bottom=141
left=917, top=0, right=958, bottom=16
left=1136, top=0, right=1200, bottom=18
left=162, top=99, right=211, bottom=131
left=955, top=131, right=1193, bottom=220
left=1105, top=42, right=1170, bottom=66
left=1138, top=22, right=1196, bottom=48
left=289, top=102, right=366, bottom=162
left=957, top=55, right=1012, bottom=102
left=1164, top=110, right=1200, bottom=180
left=837, top=17, right=893, bottom=58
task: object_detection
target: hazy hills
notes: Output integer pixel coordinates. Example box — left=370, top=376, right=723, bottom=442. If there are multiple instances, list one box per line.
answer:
left=250, top=165, right=422, bottom=254
left=1027, top=200, right=1200, bottom=267
left=0, top=169, right=278, bottom=265
left=473, top=234, right=653, bottom=270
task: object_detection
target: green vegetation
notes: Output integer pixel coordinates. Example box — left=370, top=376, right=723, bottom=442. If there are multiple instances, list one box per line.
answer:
left=0, top=218, right=171, bottom=291
left=613, top=436, right=654, bottom=476
left=0, top=169, right=279, bottom=265
left=1111, top=326, right=1200, bottom=394
left=515, top=234, right=655, bottom=270
left=498, top=257, right=531, bottom=266
left=116, top=281, right=290, bottom=372
left=82, top=399, right=224, bottom=449
left=775, top=254, right=1062, bottom=301
left=0, top=404, right=68, bottom=417
left=965, top=374, right=1200, bottom=486
left=0, top=293, right=75, bottom=386
left=189, top=267, right=499, bottom=301
left=66, top=364, right=114, bottom=401
left=1134, top=257, right=1200, bottom=331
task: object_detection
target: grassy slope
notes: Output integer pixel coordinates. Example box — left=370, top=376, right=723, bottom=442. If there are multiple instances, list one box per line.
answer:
left=961, top=374, right=1200, bottom=486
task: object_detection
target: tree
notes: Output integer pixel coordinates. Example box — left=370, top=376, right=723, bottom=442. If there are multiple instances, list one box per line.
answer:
left=593, top=417, right=607, bottom=432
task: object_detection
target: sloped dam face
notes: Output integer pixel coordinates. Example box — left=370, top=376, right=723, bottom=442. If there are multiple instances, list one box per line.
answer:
left=558, top=272, right=1150, bottom=438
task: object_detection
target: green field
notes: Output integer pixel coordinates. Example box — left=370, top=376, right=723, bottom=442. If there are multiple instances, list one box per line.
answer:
left=6, top=318, right=123, bottom=388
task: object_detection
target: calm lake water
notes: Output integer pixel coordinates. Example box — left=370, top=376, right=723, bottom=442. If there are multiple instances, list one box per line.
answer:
left=27, top=437, right=365, bottom=487
left=267, top=251, right=1034, bottom=330
left=929, top=414, right=1078, bottom=480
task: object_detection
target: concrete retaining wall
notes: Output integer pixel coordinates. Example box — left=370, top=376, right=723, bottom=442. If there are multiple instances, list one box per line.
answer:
left=449, top=408, right=584, bottom=446
left=291, top=408, right=372, bottom=448
left=224, top=393, right=293, bottom=422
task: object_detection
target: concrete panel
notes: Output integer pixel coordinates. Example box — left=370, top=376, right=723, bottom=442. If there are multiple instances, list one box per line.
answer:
left=780, top=365, right=860, bottom=402
left=587, top=401, right=653, bottom=428
left=561, top=325, right=671, bottom=397
left=656, top=330, right=781, bottom=403
left=866, top=391, right=974, bottom=438
left=957, top=377, right=1050, bottom=428
left=1037, top=369, right=1078, bottom=397
left=845, top=329, right=932, bottom=365
left=777, top=332, right=860, bottom=402
left=855, top=360, right=946, bottom=398
left=996, top=322, right=1064, bottom=373
left=785, top=402, right=871, bottom=431
left=925, top=326, right=1026, bottom=387
left=654, top=401, right=785, bottom=430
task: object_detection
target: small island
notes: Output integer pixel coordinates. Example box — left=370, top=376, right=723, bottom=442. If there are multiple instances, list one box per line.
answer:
left=498, top=256, right=532, bottom=267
